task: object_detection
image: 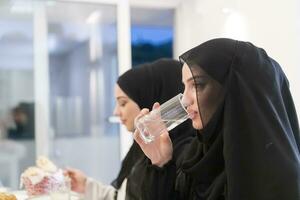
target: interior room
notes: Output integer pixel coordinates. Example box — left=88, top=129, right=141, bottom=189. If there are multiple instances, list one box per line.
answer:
left=0, top=0, right=299, bottom=199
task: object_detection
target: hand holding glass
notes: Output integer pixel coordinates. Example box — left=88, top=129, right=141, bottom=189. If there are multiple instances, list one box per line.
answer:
left=135, top=93, right=189, bottom=143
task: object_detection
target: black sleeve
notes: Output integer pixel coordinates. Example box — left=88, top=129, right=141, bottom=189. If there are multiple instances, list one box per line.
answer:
left=140, top=135, right=195, bottom=200
left=140, top=159, right=178, bottom=200
left=140, top=124, right=196, bottom=200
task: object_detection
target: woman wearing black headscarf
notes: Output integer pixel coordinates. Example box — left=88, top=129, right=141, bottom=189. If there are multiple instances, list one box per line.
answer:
left=66, top=58, right=196, bottom=200
left=134, top=38, right=300, bottom=199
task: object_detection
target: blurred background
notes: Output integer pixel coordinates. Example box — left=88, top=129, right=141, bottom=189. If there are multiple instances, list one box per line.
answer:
left=0, top=0, right=299, bottom=189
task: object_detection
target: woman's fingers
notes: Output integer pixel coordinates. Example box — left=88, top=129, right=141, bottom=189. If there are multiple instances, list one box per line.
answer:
left=134, top=108, right=149, bottom=126
left=64, top=168, right=75, bottom=179
left=133, top=129, right=147, bottom=148
left=152, top=102, right=160, bottom=110
left=140, top=108, right=150, bottom=116
left=133, top=129, right=142, bottom=145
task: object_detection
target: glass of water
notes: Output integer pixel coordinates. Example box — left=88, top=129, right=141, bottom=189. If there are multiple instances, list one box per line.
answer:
left=135, top=93, right=189, bottom=143
left=50, top=176, right=71, bottom=200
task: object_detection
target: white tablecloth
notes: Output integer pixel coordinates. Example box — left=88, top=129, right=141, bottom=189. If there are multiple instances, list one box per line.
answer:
left=11, top=190, right=82, bottom=200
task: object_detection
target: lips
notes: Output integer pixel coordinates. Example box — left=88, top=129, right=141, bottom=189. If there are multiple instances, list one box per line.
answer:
left=187, top=112, right=193, bottom=119
left=188, top=111, right=197, bottom=120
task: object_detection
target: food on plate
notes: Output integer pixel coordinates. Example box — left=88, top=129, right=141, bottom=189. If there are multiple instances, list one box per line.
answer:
left=20, top=156, right=66, bottom=196
left=0, top=192, right=17, bottom=200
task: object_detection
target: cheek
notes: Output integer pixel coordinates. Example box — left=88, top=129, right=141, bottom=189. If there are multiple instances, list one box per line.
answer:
left=193, top=114, right=203, bottom=129
left=124, top=108, right=132, bottom=120
left=126, top=109, right=140, bottom=131
left=183, top=87, right=197, bottom=106
left=127, top=107, right=140, bottom=122
left=131, top=109, right=140, bottom=122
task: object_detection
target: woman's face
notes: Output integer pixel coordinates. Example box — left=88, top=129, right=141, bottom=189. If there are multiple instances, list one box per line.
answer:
left=113, top=84, right=141, bottom=132
left=182, top=63, right=223, bottom=130
left=182, top=63, right=203, bottom=129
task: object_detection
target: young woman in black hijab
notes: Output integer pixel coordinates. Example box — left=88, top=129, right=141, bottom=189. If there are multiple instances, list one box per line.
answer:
left=134, top=38, right=300, bottom=199
left=66, top=58, right=196, bottom=200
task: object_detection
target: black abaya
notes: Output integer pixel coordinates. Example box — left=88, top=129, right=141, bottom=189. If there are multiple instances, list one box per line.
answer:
left=141, top=39, right=300, bottom=200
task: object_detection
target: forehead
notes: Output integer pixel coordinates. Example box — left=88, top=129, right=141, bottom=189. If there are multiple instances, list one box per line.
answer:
left=115, top=84, right=128, bottom=98
left=182, top=63, right=192, bottom=80
left=182, top=62, right=209, bottom=81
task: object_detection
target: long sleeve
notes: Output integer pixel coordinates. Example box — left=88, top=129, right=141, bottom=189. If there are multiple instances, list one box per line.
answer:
left=140, top=134, right=195, bottom=200
left=141, top=160, right=178, bottom=200
left=84, top=177, right=127, bottom=200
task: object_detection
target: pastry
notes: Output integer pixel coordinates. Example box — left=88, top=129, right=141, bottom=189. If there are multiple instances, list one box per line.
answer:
left=0, top=192, right=17, bottom=200
left=20, top=156, right=65, bottom=196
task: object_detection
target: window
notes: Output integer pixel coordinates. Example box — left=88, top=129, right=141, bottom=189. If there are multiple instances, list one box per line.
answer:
left=46, top=1, right=120, bottom=183
left=131, top=7, right=174, bottom=66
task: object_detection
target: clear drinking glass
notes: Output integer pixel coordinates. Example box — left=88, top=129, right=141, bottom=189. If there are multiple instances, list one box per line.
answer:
left=135, top=93, right=189, bottom=143
left=50, top=176, right=71, bottom=200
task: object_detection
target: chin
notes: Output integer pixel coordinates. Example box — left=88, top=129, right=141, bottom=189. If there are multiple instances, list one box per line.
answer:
left=192, top=120, right=202, bottom=130
left=126, top=125, right=135, bottom=132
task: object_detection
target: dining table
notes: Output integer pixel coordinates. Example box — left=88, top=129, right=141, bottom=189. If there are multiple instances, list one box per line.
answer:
left=1, top=189, right=82, bottom=200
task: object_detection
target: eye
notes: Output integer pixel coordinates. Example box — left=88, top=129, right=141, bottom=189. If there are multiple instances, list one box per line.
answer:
left=195, top=81, right=206, bottom=89
left=120, top=101, right=127, bottom=107
left=194, top=76, right=208, bottom=90
left=117, top=100, right=127, bottom=107
left=185, top=81, right=197, bottom=91
left=191, top=82, right=197, bottom=89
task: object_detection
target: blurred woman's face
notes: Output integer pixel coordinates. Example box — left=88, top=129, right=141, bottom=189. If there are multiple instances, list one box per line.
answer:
left=182, top=63, right=203, bottom=129
left=113, top=84, right=141, bottom=132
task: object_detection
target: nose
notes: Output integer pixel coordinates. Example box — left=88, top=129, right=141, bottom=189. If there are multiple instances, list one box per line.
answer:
left=182, top=90, right=193, bottom=108
left=113, top=105, right=120, bottom=116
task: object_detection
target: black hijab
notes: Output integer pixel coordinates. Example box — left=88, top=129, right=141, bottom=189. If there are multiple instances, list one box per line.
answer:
left=179, top=38, right=300, bottom=199
left=112, top=58, right=194, bottom=189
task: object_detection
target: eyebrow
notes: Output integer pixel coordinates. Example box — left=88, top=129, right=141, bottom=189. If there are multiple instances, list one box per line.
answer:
left=186, top=75, right=207, bottom=83
left=116, top=96, right=128, bottom=101
left=186, top=77, right=194, bottom=83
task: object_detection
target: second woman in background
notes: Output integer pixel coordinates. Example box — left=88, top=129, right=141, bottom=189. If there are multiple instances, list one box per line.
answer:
left=66, top=58, right=196, bottom=200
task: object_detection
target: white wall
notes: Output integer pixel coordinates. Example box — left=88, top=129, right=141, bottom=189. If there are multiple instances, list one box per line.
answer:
left=51, top=136, right=121, bottom=184
left=175, top=0, right=300, bottom=116
left=0, top=136, right=120, bottom=189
